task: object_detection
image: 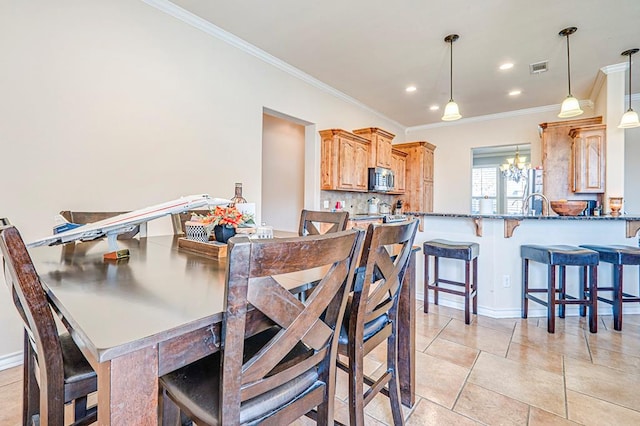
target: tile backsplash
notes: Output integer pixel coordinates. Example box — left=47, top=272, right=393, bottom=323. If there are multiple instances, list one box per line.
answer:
left=321, top=190, right=402, bottom=215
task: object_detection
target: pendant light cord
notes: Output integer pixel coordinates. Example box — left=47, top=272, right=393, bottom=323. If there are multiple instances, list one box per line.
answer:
left=566, top=33, right=572, bottom=96
left=449, top=38, right=454, bottom=102
left=628, top=52, right=633, bottom=110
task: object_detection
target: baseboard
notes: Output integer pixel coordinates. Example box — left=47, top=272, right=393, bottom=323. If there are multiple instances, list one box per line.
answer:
left=0, top=351, right=22, bottom=371
left=418, top=297, right=640, bottom=319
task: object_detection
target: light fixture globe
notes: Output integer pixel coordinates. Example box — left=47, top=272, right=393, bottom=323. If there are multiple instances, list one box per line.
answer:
left=442, top=101, right=461, bottom=121
left=618, top=48, right=640, bottom=129
left=558, top=27, right=583, bottom=118
left=558, top=96, right=583, bottom=118
left=441, top=34, right=462, bottom=121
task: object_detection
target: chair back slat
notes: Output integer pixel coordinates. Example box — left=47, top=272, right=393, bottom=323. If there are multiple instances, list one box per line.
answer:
left=0, top=225, right=65, bottom=424
left=353, top=220, right=418, bottom=335
left=220, top=229, right=363, bottom=425
left=298, top=209, right=349, bottom=236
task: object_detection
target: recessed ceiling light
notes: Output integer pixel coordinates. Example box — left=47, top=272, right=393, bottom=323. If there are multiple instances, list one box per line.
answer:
left=429, top=105, right=440, bottom=111
left=499, top=63, right=514, bottom=70
left=406, top=86, right=417, bottom=92
left=509, top=90, right=522, bottom=96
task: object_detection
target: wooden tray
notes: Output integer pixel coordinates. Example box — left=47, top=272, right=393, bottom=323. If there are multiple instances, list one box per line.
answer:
left=177, top=237, right=227, bottom=258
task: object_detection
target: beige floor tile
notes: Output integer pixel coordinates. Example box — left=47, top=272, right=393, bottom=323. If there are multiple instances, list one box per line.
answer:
left=364, top=391, right=413, bottom=424
left=567, top=389, right=640, bottom=426
left=506, top=341, right=564, bottom=375
left=512, top=321, right=591, bottom=361
left=588, top=344, right=640, bottom=373
left=424, top=303, right=468, bottom=322
left=0, top=381, right=21, bottom=426
left=468, top=352, right=565, bottom=416
left=415, top=311, right=452, bottom=351
left=439, top=319, right=512, bottom=357
left=407, top=398, right=480, bottom=426
left=585, top=326, right=640, bottom=357
left=564, top=356, right=640, bottom=411
left=454, top=382, right=529, bottom=425
left=473, top=316, right=518, bottom=335
left=413, top=351, right=470, bottom=409
left=425, top=337, right=479, bottom=369
left=0, top=366, right=21, bottom=387
left=528, top=406, right=581, bottom=425
left=534, top=314, right=594, bottom=336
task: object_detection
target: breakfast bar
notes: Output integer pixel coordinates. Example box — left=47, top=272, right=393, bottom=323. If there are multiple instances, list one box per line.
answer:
left=408, top=212, right=640, bottom=318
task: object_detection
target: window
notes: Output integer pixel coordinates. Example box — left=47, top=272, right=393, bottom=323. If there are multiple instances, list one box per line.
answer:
left=471, top=167, right=497, bottom=214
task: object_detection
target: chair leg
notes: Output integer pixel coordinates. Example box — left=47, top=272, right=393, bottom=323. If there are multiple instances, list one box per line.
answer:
left=23, top=332, right=38, bottom=426
left=348, top=341, right=365, bottom=426
left=589, top=265, right=598, bottom=333
left=613, top=265, right=623, bottom=331
left=433, top=257, right=440, bottom=306
left=387, top=329, right=405, bottom=426
left=522, top=259, right=529, bottom=319
left=73, top=397, right=88, bottom=422
left=464, top=259, right=471, bottom=324
left=558, top=265, right=566, bottom=318
left=472, top=257, right=478, bottom=315
left=159, top=389, right=181, bottom=426
left=579, top=266, right=587, bottom=317
left=547, top=265, right=556, bottom=333
left=424, top=254, right=430, bottom=313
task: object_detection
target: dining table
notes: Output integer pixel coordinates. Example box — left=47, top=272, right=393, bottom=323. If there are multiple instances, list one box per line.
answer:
left=28, top=233, right=417, bottom=425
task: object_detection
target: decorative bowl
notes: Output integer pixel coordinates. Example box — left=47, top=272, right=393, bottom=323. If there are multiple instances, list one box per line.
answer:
left=550, top=200, right=588, bottom=216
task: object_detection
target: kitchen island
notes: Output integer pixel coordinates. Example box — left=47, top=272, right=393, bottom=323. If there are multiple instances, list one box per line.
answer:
left=406, top=212, right=640, bottom=318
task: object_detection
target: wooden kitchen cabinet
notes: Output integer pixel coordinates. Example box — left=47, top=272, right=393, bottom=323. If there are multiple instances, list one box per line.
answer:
left=569, top=124, right=606, bottom=193
left=347, top=218, right=383, bottom=230
left=353, top=127, right=395, bottom=169
left=395, top=141, right=436, bottom=212
left=540, top=116, right=603, bottom=201
left=390, top=148, right=407, bottom=194
left=320, top=129, right=370, bottom=192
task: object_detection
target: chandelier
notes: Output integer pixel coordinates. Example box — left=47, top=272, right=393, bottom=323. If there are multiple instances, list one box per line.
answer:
left=500, top=147, right=530, bottom=183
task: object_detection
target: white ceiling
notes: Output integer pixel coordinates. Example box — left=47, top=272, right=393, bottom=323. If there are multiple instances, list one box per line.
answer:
left=169, top=0, right=640, bottom=127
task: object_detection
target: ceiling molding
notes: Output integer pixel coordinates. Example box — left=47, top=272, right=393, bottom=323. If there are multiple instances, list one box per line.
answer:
left=142, top=0, right=405, bottom=129
left=601, top=62, right=628, bottom=74
left=589, top=69, right=607, bottom=102
left=405, top=100, right=594, bottom=133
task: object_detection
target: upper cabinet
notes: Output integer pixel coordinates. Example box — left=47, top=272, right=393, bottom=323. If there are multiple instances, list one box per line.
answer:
left=352, top=127, right=395, bottom=169
left=569, top=124, right=606, bottom=193
left=320, top=129, right=369, bottom=192
left=390, top=149, right=407, bottom=193
left=394, top=141, right=436, bottom=213
left=540, top=116, right=603, bottom=201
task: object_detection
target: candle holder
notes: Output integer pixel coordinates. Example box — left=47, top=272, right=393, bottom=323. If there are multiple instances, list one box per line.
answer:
left=609, top=197, right=623, bottom=217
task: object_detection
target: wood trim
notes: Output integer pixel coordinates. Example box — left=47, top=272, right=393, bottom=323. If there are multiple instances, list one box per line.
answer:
left=626, top=220, right=640, bottom=238
left=473, top=218, right=483, bottom=237
left=504, top=219, right=521, bottom=238
left=393, top=141, right=437, bottom=151
left=539, top=116, right=602, bottom=129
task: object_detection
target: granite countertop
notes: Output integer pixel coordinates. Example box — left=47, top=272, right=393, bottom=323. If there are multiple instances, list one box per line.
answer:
left=406, top=212, right=640, bottom=220
left=349, top=214, right=386, bottom=221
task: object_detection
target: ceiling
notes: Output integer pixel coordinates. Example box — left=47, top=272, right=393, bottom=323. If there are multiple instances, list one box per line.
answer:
left=170, top=0, right=640, bottom=127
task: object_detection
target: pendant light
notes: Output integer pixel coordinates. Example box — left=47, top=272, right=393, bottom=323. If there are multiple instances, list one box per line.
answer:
left=442, top=34, right=462, bottom=121
left=619, top=48, right=640, bottom=129
left=558, top=27, right=583, bottom=118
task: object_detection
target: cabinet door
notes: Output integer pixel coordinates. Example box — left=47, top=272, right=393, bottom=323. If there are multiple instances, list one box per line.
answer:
left=423, top=181, right=434, bottom=212
left=376, top=135, right=393, bottom=168
left=354, top=141, right=369, bottom=191
left=337, top=138, right=357, bottom=190
left=391, top=151, right=407, bottom=193
left=423, top=148, right=434, bottom=181
left=572, top=129, right=605, bottom=193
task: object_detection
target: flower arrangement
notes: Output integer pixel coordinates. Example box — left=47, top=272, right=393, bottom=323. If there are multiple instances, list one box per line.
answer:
left=196, top=205, right=255, bottom=235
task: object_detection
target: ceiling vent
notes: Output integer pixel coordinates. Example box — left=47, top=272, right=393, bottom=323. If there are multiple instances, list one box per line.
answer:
left=530, top=61, right=549, bottom=74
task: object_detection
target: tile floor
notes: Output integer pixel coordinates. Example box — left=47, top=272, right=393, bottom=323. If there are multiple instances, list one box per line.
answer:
left=2, top=304, right=640, bottom=425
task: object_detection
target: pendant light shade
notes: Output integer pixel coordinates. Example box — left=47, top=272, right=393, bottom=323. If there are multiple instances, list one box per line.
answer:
left=558, top=27, right=583, bottom=118
left=442, top=34, right=462, bottom=121
left=618, top=48, right=640, bottom=129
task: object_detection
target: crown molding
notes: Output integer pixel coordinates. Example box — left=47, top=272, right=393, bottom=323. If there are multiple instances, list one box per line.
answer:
left=601, top=62, right=628, bottom=75
left=405, top=100, right=594, bottom=133
left=142, top=0, right=404, bottom=129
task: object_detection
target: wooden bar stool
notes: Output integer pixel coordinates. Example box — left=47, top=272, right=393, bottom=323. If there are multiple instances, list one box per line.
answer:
left=423, top=239, right=479, bottom=324
left=521, top=245, right=599, bottom=333
left=580, top=245, right=640, bottom=331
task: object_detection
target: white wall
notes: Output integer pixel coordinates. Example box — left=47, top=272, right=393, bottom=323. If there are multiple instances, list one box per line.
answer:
left=0, top=1, right=404, bottom=361
left=261, top=113, right=305, bottom=232
left=406, top=107, right=596, bottom=213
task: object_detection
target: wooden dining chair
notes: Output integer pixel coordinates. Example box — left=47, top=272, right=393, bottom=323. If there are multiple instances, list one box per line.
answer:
left=337, top=219, right=419, bottom=426
left=298, top=209, right=350, bottom=236
left=59, top=210, right=146, bottom=239
left=0, top=224, right=97, bottom=426
left=159, top=228, right=365, bottom=426
left=170, top=209, right=212, bottom=236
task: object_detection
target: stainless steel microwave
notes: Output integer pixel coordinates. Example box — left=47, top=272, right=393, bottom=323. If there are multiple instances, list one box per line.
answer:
left=368, top=167, right=395, bottom=192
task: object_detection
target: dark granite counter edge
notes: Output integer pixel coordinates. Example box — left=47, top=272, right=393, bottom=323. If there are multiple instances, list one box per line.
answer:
left=405, top=212, right=640, bottom=221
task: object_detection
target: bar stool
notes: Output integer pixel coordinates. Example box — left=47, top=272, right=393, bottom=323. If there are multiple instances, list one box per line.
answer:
left=521, top=245, right=599, bottom=333
left=580, top=245, right=640, bottom=331
left=423, top=239, right=479, bottom=324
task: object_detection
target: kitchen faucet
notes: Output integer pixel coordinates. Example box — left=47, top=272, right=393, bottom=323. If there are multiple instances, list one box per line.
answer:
left=522, top=192, right=550, bottom=216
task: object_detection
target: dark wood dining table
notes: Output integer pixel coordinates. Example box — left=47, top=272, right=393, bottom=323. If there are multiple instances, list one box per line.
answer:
left=28, top=234, right=416, bottom=424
